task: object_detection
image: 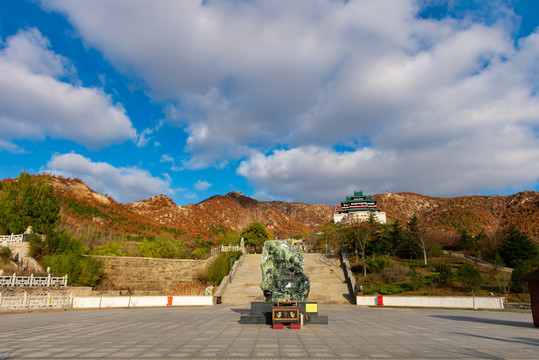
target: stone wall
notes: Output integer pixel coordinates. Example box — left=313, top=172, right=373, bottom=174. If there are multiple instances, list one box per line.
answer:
left=95, top=255, right=215, bottom=295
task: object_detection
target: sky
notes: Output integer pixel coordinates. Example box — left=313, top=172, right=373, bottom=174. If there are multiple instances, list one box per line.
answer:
left=1, top=0, right=539, bottom=206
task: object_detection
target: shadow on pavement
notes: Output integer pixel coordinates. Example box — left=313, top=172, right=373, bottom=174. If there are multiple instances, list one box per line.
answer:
left=230, top=308, right=249, bottom=314
left=431, top=315, right=535, bottom=328
left=450, top=332, right=539, bottom=347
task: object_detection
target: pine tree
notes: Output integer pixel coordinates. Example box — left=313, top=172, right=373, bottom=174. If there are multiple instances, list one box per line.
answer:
left=498, top=226, right=538, bottom=268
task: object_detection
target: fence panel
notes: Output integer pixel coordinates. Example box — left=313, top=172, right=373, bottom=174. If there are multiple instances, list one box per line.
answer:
left=0, top=293, right=73, bottom=310
left=0, top=274, right=68, bottom=287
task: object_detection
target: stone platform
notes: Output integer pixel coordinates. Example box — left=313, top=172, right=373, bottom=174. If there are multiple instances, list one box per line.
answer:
left=239, top=301, right=328, bottom=325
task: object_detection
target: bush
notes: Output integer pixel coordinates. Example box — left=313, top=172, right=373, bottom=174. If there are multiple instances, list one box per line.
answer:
left=92, top=241, right=125, bottom=256
left=0, top=246, right=13, bottom=261
left=200, top=251, right=242, bottom=285
left=381, top=262, right=409, bottom=282
left=364, top=283, right=413, bottom=295
left=367, top=255, right=393, bottom=274
left=44, top=253, right=103, bottom=287
left=137, top=237, right=188, bottom=258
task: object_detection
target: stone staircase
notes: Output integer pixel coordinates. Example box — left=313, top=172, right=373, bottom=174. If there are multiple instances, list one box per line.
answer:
left=222, top=254, right=265, bottom=304
left=304, top=253, right=352, bottom=304
left=222, top=253, right=352, bottom=304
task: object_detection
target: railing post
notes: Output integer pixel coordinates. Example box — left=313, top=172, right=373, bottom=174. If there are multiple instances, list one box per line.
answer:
left=30, top=273, right=34, bottom=286
left=47, top=274, right=51, bottom=286
left=11, top=273, right=16, bottom=286
left=64, top=275, right=68, bottom=286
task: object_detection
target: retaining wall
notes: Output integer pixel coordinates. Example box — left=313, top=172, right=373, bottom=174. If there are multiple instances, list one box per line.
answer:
left=95, top=255, right=214, bottom=294
left=357, top=296, right=505, bottom=309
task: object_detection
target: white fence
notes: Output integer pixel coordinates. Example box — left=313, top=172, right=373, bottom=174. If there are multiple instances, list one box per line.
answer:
left=0, top=274, right=68, bottom=287
left=0, top=294, right=214, bottom=310
left=210, top=244, right=245, bottom=255
left=0, top=292, right=73, bottom=311
left=73, top=295, right=213, bottom=309
left=356, top=295, right=505, bottom=309
left=0, top=234, right=27, bottom=244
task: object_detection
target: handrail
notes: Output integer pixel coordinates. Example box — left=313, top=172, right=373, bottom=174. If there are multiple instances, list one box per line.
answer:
left=341, top=252, right=357, bottom=304
left=0, top=274, right=68, bottom=287
left=213, top=253, right=245, bottom=300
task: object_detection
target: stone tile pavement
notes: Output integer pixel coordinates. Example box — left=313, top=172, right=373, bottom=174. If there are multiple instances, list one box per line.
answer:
left=0, top=304, right=537, bottom=359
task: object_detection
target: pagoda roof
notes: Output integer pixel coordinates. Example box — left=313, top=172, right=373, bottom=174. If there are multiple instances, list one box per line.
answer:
left=338, top=208, right=381, bottom=213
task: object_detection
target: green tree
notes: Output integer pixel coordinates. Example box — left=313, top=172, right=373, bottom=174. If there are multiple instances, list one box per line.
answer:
left=387, top=220, right=409, bottom=258
left=0, top=172, right=60, bottom=235
left=457, top=263, right=484, bottom=308
left=436, top=263, right=453, bottom=288
left=458, top=229, right=475, bottom=251
left=498, top=226, right=539, bottom=268
left=509, top=261, right=536, bottom=294
left=241, top=222, right=270, bottom=253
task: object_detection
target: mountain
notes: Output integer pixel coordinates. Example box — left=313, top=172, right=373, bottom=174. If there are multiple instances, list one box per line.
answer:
left=374, top=191, right=539, bottom=239
left=127, top=191, right=333, bottom=238
left=4, top=175, right=537, bottom=241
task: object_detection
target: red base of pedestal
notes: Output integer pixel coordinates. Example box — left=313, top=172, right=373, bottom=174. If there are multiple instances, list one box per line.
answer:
left=273, top=323, right=284, bottom=329
left=290, top=323, right=301, bottom=330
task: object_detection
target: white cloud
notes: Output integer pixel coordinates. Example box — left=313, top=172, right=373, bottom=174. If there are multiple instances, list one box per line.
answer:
left=238, top=132, right=539, bottom=204
left=44, top=153, right=174, bottom=203
left=0, top=29, right=136, bottom=151
left=43, top=1, right=539, bottom=197
left=194, top=180, right=212, bottom=191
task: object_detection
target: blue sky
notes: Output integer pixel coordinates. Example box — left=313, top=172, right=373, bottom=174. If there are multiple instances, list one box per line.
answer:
left=1, top=0, right=538, bottom=205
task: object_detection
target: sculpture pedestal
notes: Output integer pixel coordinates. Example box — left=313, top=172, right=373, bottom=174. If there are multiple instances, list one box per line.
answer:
left=239, top=301, right=328, bottom=325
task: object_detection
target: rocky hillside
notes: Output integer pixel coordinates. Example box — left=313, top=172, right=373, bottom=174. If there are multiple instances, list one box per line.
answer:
left=128, top=191, right=333, bottom=238
left=374, top=191, right=539, bottom=239
left=4, top=175, right=537, bottom=241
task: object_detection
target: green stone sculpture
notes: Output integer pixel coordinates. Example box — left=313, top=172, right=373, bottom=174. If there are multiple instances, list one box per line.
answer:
left=260, top=240, right=310, bottom=301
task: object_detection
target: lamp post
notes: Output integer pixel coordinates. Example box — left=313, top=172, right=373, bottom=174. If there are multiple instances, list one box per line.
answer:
left=229, top=255, right=235, bottom=283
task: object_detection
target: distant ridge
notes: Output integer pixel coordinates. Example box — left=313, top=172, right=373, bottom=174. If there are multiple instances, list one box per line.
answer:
left=2, top=175, right=537, bottom=241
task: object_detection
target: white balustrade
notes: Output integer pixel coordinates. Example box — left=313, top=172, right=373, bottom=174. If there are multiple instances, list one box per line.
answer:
left=0, top=273, right=68, bottom=287
left=0, top=292, right=73, bottom=310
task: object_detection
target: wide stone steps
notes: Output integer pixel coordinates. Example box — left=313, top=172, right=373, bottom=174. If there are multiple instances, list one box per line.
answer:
left=222, top=254, right=264, bottom=304
left=304, top=254, right=352, bottom=304
left=222, top=253, right=352, bottom=304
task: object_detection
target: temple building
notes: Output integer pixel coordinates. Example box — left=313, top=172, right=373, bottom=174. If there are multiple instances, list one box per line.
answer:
left=333, top=190, right=387, bottom=224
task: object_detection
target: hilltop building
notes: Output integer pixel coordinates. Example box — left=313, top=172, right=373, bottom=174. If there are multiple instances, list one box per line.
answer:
left=333, top=190, right=386, bottom=224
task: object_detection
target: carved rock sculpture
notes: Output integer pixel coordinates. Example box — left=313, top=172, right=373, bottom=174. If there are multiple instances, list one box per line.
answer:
left=260, top=240, right=310, bottom=301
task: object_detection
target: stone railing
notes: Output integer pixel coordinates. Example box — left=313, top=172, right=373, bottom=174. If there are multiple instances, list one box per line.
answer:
left=0, top=273, right=68, bottom=287
left=342, top=252, right=357, bottom=304
left=0, top=234, right=27, bottom=244
left=210, top=244, right=245, bottom=255
left=0, top=292, right=73, bottom=310
left=214, top=253, right=245, bottom=300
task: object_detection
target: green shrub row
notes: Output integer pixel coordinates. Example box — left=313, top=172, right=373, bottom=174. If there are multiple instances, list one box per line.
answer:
left=200, top=251, right=243, bottom=285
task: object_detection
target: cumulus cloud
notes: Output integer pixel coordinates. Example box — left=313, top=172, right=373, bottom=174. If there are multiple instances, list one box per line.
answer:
left=194, top=180, right=212, bottom=191
left=238, top=128, right=539, bottom=204
left=0, top=28, right=136, bottom=151
left=44, top=153, right=174, bottom=203
left=43, top=1, right=539, bottom=198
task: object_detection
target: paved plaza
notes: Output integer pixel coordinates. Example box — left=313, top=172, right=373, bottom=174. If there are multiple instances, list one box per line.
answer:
left=1, top=304, right=538, bottom=359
